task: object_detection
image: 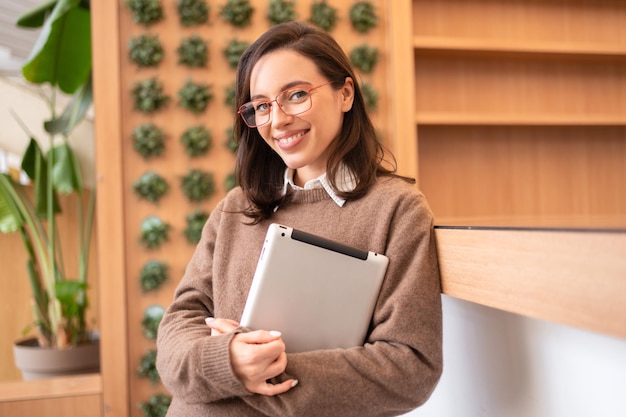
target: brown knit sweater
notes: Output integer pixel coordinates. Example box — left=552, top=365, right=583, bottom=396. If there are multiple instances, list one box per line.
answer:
left=156, top=176, right=443, bottom=417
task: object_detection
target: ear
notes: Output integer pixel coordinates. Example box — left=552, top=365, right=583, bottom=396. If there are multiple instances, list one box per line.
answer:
left=339, top=77, right=355, bottom=112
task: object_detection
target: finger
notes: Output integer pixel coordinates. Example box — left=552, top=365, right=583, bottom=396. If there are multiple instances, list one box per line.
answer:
left=236, top=329, right=283, bottom=344
left=205, top=317, right=239, bottom=335
left=255, top=378, right=299, bottom=396
left=262, top=351, right=288, bottom=380
left=231, top=333, right=286, bottom=367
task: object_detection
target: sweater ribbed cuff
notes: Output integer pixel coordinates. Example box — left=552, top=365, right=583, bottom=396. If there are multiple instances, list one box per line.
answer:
left=200, top=330, right=250, bottom=398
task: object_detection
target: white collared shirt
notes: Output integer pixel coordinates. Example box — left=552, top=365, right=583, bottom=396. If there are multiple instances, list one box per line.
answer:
left=281, top=165, right=357, bottom=207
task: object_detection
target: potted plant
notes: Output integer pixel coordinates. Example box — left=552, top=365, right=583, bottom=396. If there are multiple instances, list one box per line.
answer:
left=0, top=0, right=98, bottom=379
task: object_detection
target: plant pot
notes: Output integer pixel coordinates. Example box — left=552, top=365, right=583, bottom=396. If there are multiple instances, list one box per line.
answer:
left=13, top=335, right=100, bottom=380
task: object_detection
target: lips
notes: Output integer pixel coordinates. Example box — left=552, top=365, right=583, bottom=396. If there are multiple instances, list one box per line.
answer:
left=274, top=130, right=308, bottom=150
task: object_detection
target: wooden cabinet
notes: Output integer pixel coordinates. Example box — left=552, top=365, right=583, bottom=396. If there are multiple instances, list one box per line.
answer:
left=0, top=374, right=102, bottom=417
left=388, top=0, right=626, bottom=228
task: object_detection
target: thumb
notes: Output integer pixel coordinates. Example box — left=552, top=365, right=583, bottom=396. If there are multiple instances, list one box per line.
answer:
left=205, top=317, right=240, bottom=335
left=236, top=330, right=283, bottom=344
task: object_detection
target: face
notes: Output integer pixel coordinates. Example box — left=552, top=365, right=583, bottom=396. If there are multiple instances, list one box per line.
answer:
left=249, top=49, right=354, bottom=185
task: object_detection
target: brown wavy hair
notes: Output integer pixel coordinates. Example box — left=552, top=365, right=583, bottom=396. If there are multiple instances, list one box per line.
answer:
left=234, top=21, right=410, bottom=223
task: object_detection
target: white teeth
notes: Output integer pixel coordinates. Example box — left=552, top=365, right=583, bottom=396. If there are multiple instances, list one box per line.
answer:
left=278, top=131, right=305, bottom=144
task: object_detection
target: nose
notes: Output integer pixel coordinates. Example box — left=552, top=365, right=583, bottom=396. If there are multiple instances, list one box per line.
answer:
left=270, top=102, right=293, bottom=127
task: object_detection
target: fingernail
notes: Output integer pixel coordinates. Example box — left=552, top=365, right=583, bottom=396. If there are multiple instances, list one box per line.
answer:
left=291, top=379, right=299, bottom=388
left=205, top=317, right=214, bottom=324
left=269, top=330, right=281, bottom=337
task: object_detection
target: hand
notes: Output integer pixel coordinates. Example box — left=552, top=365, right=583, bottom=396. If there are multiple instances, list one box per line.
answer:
left=230, top=330, right=298, bottom=396
left=205, top=317, right=240, bottom=336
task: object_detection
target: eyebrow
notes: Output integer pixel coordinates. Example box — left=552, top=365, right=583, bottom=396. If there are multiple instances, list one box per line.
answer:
left=249, top=80, right=314, bottom=101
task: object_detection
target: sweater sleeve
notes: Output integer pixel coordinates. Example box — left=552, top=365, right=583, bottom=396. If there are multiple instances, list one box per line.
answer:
left=156, top=202, right=251, bottom=403
left=240, top=191, right=444, bottom=417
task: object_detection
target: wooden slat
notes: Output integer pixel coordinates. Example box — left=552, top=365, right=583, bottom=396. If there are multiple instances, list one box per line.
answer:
left=90, top=1, right=129, bottom=416
left=386, top=0, right=419, bottom=179
left=435, top=228, right=626, bottom=340
left=413, top=35, right=626, bottom=57
left=0, top=395, right=102, bottom=417
left=0, top=374, right=101, bottom=402
left=415, top=112, right=626, bottom=126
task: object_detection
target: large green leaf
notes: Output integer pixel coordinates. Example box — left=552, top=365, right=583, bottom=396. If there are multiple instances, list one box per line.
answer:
left=55, top=280, right=87, bottom=305
left=51, top=143, right=83, bottom=194
left=44, top=76, right=93, bottom=135
left=16, top=0, right=58, bottom=28
left=21, top=0, right=92, bottom=94
left=21, top=139, right=61, bottom=217
left=20, top=138, right=44, bottom=180
left=0, top=174, right=24, bottom=234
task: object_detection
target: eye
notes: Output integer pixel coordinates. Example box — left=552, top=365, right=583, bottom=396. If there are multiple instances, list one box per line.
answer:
left=254, top=101, right=271, bottom=113
left=286, top=88, right=310, bottom=103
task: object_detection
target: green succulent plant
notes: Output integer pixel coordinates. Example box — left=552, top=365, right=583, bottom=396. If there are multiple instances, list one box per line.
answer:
left=350, top=44, right=379, bottom=74
left=309, top=0, right=338, bottom=32
left=219, top=0, right=254, bottom=28
left=224, top=126, right=238, bottom=154
left=126, top=0, right=164, bottom=26
left=178, top=80, right=213, bottom=114
left=128, top=33, right=164, bottom=67
left=267, top=0, right=297, bottom=25
left=139, top=260, right=169, bottom=293
left=180, top=125, right=212, bottom=157
left=141, top=305, right=165, bottom=340
left=140, top=216, right=170, bottom=249
left=132, top=77, right=170, bottom=113
left=177, top=35, right=209, bottom=68
left=133, top=171, right=169, bottom=203
left=223, top=39, right=249, bottom=70
left=132, top=123, right=166, bottom=160
left=177, top=0, right=209, bottom=26
left=138, top=393, right=171, bottom=417
left=224, top=172, right=238, bottom=191
left=361, top=82, right=378, bottom=112
left=181, top=169, right=215, bottom=202
left=349, top=1, right=378, bottom=33
left=137, top=349, right=160, bottom=384
left=224, top=82, right=236, bottom=110
left=184, top=210, right=210, bottom=244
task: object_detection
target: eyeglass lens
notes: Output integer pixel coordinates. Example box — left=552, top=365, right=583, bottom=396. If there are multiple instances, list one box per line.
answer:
left=239, top=86, right=313, bottom=128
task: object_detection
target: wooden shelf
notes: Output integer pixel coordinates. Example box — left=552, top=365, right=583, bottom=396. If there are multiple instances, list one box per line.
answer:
left=435, top=214, right=626, bottom=230
left=414, top=36, right=626, bottom=58
left=0, top=374, right=102, bottom=402
left=415, top=112, right=626, bottom=126
left=435, top=227, right=626, bottom=340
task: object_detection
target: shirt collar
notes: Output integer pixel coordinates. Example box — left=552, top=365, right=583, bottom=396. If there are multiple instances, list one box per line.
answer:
left=281, top=165, right=356, bottom=207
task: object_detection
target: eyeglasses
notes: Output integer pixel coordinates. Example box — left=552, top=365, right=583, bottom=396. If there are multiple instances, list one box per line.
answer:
left=238, top=81, right=333, bottom=128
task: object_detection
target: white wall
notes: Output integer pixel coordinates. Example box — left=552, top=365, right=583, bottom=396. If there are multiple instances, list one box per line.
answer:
left=404, top=295, right=626, bottom=417
left=0, top=76, right=95, bottom=187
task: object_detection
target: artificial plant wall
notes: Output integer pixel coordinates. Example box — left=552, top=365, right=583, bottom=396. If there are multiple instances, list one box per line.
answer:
left=119, top=1, right=387, bottom=415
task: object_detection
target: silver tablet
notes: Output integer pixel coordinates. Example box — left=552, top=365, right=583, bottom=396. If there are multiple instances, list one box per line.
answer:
left=240, top=223, right=389, bottom=353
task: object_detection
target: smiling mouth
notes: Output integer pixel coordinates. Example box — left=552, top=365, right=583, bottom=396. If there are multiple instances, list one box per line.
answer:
left=276, top=130, right=307, bottom=145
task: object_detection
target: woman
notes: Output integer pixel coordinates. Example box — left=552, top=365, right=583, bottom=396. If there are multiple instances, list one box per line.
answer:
left=156, top=21, right=442, bottom=417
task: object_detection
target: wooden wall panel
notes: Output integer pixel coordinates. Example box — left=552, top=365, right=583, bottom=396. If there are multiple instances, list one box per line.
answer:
left=413, top=54, right=626, bottom=123
left=0, top=395, right=102, bottom=417
left=0, top=231, right=31, bottom=381
left=418, top=126, right=626, bottom=227
left=91, top=0, right=129, bottom=415
left=112, top=1, right=392, bottom=413
left=0, top=374, right=102, bottom=417
left=412, top=0, right=626, bottom=47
